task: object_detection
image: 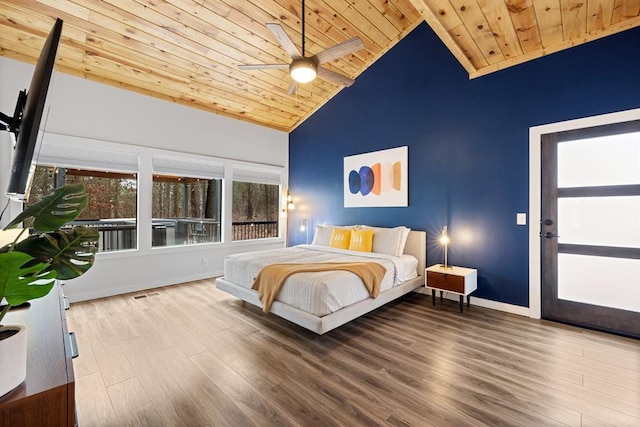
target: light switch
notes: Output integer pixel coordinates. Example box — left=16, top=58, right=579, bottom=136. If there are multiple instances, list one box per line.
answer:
left=517, top=213, right=527, bottom=225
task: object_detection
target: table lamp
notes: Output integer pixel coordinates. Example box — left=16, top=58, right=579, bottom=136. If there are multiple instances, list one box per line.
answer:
left=439, top=226, right=452, bottom=269
left=300, top=219, right=309, bottom=244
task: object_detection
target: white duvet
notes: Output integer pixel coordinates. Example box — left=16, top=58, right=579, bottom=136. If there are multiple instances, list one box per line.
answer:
left=223, top=245, right=418, bottom=317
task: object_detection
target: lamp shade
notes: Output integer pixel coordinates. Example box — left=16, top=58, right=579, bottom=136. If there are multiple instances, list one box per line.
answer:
left=439, top=232, right=449, bottom=246
left=286, top=191, right=295, bottom=210
left=439, top=226, right=451, bottom=269
left=290, top=58, right=317, bottom=83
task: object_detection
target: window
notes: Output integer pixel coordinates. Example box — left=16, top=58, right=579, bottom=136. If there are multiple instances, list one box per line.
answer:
left=26, top=134, right=285, bottom=254
left=151, top=156, right=223, bottom=246
left=28, top=166, right=138, bottom=252
left=152, top=175, right=222, bottom=246
left=232, top=167, right=281, bottom=241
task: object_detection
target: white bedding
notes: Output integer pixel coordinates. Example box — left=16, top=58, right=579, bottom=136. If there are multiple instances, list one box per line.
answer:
left=223, top=244, right=418, bottom=317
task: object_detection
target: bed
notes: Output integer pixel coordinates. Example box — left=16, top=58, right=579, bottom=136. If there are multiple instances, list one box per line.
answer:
left=216, top=226, right=426, bottom=334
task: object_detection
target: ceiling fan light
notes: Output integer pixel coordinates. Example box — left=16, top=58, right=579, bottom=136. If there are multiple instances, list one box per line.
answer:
left=290, top=58, right=317, bottom=83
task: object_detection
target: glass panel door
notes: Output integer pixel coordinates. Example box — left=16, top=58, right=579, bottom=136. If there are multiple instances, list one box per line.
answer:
left=541, top=122, right=640, bottom=338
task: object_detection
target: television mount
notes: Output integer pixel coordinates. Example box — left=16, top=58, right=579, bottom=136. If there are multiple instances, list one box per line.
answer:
left=0, top=89, right=27, bottom=135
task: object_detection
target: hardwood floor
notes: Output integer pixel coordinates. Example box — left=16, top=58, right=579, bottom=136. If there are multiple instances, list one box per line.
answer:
left=66, top=279, right=640, bottom=426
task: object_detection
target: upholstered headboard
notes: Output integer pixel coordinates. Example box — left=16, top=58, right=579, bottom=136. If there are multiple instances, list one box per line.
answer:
left=403, top=230, right=426, bottom=276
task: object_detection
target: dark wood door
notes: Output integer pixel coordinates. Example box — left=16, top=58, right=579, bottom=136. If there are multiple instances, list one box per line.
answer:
left=540, top=120, right=640, bottom=338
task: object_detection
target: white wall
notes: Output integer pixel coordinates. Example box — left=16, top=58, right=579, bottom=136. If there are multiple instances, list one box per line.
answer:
left=0, top=56, right=289, bottom=302
left=0, top=131, right=23, bottom=223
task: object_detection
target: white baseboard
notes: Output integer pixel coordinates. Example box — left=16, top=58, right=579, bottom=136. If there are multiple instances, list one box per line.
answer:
left=413, top=287, right=529, bottom=317
left=65, top=269, right=224, bottom=303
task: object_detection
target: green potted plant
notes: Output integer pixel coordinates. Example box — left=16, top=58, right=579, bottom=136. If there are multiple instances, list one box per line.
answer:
left=0, top=183, right=98, bottom=397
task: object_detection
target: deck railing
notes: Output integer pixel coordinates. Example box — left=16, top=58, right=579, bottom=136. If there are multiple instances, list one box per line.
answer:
left=232, top=220, right=279, bottom=241
left=69, top=219, right=137, bottom=252
left=68, top=219, right=279, bottom=251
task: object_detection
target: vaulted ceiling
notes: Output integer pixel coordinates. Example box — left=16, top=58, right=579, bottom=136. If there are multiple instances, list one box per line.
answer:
left=1, top=1, right=639, bottom=132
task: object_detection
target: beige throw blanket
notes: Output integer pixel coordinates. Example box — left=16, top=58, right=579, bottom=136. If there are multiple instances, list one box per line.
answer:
left=252, top=262, right=387, bottom=313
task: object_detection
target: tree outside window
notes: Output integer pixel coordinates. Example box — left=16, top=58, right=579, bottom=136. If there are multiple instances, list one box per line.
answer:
left=232, top=181, right=279, bottom=240
left=28, top=166, right=138, bottom=252
left=151, top=175, right=221, bottom=246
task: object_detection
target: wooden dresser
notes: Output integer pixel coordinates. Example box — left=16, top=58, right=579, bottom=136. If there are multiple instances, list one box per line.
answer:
left=0, top=282, right=76, bottom=426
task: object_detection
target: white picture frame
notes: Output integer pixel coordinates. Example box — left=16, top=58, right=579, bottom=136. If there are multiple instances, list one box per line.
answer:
left=344, top=146, right=408, bottom=207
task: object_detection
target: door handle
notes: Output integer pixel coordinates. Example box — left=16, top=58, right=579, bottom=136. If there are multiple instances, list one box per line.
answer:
left=542, top=232, right=560, bottom=239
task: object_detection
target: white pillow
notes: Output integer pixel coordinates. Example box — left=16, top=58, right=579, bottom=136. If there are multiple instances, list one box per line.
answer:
left=364, top=226, right=411, bottom=257
left=397, top=226, right=411, bottom=255
left=311, top=225, right=333, bottom=246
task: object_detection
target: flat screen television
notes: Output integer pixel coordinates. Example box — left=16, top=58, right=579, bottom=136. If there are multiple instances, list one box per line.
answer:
left=0, top=18, right=63, bottom=201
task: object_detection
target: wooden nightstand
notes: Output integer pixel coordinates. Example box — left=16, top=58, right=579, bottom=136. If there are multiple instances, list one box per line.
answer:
left=425, top=265, right=478, bottom=313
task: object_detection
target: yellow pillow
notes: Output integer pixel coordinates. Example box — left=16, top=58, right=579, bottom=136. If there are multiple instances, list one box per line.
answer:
left=329, top=228, right=352, bottom=249
left=348, top=228, right=374, bottom=252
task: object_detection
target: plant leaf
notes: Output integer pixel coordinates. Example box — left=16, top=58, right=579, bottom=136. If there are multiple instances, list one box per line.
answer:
left=5, top=184, right=88, bottom=232
left=0, top=251, right=56, bottom=306
left=14, top=226, right=99, bottom=280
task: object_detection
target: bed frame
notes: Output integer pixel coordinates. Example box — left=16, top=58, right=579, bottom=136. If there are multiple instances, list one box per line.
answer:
left=216, top=230, right=426, bottom=334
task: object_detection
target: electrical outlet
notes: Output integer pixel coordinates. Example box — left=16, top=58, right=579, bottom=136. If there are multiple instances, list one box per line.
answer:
left=202, top=257, right=208, bottom=266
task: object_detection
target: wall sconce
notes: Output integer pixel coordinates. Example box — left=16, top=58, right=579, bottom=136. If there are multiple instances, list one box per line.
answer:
left=287, top=191, right=295, bottom=210
left=439, top=226, right=452, bottom=269
left=299, top=219, right=309, bottom=244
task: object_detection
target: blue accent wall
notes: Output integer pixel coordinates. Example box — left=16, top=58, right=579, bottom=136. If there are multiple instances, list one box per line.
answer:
left=288, top=23, right=640, bottom=308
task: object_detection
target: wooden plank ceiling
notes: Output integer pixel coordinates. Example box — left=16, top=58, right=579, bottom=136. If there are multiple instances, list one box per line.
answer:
left=1, top=1, right=639, bottom=133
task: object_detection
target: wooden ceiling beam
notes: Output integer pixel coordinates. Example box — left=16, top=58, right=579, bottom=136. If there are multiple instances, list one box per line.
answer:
left=407, top=0, right=479, bottom=75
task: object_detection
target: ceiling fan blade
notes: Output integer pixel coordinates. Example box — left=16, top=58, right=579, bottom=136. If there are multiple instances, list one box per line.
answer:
left=287, top=80, right=298, bottom=96
left=317, top=67, right=355, bottom=87
left=266, top=23, right=302, bottom=59
left=313, top=37, right=364, bottom=64
left=238, top=64, right=289, bottom=70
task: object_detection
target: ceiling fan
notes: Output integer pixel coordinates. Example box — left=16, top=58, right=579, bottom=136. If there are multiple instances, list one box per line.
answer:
left=238, top=0, right=364, bottom=96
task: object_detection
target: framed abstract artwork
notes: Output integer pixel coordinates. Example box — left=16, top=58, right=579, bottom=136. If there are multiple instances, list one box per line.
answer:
left=344, top=146, right=408, bottom=207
